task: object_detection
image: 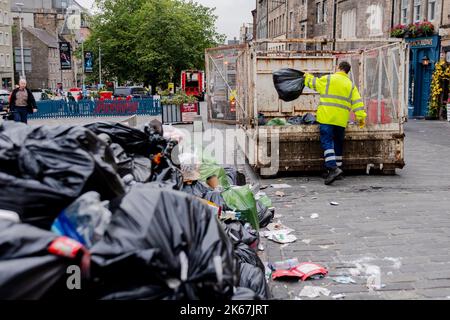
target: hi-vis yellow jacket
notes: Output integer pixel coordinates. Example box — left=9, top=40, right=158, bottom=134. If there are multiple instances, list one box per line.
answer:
left=304, top=71, right=367, bottom=128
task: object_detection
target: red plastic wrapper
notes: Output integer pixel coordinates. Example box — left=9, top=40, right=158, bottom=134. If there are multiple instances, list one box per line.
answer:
left=272, top=262, right=328, bottom=281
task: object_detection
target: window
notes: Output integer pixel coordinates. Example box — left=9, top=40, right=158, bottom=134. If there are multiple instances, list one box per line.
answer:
left=316, top=2, right=321, bottom=23
left=401, top=0, right=409, bottom=24
left=341, top=9, right=356, bottom=38
left=4, top=12, right=7, bottom=25
left=323, top=0, right=328, bottom=23
left=428, top=0, right=436, bottom=21
left=5, top=33, right=8, bottom=45
left=367, top=4, right=383, bottom=36
left=414, top=0, right=421, bottom=22
left=300, top=22, right=307, bottom=38
left=14, top=48, right=32, bottom=71
left=0, top=54, right=5, bottom=67
left=290, top=12, right=294, bottom=31
left=0, top=10, right=3, bottom=25
left=282, top=14, right=285, bottom=33
left=0, top=32, right=3, bottom=45
left=6, top=54, right=10, bottom=67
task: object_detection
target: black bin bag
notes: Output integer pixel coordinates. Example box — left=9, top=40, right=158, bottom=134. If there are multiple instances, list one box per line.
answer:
left=0, top=122, right=124, bottom=229
left=0, top=219, right=89, bottom=300
left=89, top=183, right=238, bottom=300
left=85, top=122, right=165, bottom=157
left=238, top=263, right=271, bottom=299
left=273, top=68, right=305, bottom=102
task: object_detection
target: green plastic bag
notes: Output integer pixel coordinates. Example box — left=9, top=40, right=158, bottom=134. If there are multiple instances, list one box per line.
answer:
left=199, top=158, right=230, bottom=188
left=266, top=118, right=290, bottom=126
left=257, top=195, right=272, bottom=208
left=196, top=149, right=230, bottom=188
left=222, top=186, right=259, bottom=230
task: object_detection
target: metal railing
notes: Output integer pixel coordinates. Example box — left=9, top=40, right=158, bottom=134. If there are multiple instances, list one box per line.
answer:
left=30, top=98, right=161, bottom=119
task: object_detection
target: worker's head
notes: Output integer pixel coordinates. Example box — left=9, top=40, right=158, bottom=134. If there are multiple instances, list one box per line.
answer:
left=19, top=79, right=27, bottom=89
left=338, top=61, right=351, bottom=74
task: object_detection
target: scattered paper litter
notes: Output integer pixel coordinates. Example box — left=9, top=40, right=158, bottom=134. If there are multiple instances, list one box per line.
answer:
left=319, top=245, right=330, bottom=249
left=274, top=214, right=283, bottom=219
left=311, top=197, right=318, bottom=200
left=298, top=286, right=331, bottom=298
left=332, top=294, right=346, bottom=300
left=310, top=213, right=319, bottom=219
left=268, top=233, right=297, bottom=244
left=330, top=201, right=339, bottom=206
left=275, top=191, right=285, bottom=197
left=332, top=276, right=356, bottom=284
left=302, top=239, right=311, bottom=245
left=271, top=184, right=292, bottom=189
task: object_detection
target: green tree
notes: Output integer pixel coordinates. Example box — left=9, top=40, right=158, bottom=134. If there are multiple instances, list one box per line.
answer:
left=83, top=0, right=225, bottom=91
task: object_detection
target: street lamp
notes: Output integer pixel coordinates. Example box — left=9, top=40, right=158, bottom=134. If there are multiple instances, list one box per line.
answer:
left=15, top=2, right=25, bottom=80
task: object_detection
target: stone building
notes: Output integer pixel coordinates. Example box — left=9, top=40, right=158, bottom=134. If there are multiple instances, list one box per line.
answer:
left=0, top=0, right=14, bottom=90
left=12, top=22, right=59, bottom=89
left=11, top=0, right=90, bottom=90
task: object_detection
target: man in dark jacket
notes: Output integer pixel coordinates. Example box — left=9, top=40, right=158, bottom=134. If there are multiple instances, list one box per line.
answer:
left=9, top=79, right=37, bottom=124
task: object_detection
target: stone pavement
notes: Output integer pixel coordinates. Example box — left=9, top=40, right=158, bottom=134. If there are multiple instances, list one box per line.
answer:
left=253, top=120, right=450, bottom=300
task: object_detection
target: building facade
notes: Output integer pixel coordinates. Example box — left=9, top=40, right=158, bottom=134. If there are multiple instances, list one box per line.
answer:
left=12, top=22, right=59, bottom=89
left=0, top=0, right=14, bottom=90
left=11, top=0, right=90, bottom=90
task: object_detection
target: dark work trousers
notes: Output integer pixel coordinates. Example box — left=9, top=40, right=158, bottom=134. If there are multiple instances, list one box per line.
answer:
left=319, top=124, right=345, bottom=169
left=12, top=107, right=29, bottom=124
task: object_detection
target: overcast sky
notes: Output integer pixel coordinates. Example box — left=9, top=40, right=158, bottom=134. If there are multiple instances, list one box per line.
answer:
left=76, top=0, right=254, bottom=40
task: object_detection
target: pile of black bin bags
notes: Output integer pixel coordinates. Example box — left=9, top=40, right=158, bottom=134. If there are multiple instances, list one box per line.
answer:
left=0, top=120, right=271, bottom=300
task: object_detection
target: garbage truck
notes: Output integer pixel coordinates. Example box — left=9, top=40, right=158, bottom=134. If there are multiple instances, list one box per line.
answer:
left=226, top=39, right=408, bottom=176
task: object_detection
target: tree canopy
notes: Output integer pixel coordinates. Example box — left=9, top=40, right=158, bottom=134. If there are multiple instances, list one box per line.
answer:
left=84, top=0, right=225, bottom=89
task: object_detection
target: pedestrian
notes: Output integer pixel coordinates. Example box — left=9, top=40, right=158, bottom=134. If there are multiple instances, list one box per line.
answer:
left=8, top=79, right=37, bottom=124
left=304, top=61, right=367, bottom=185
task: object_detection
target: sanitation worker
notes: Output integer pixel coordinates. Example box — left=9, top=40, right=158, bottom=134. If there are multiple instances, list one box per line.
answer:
left=304, top=61, right=367, bottom=185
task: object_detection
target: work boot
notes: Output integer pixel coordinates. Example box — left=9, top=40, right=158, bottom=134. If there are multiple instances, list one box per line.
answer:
left=323, top=169, right=344, bottom=180
left=324, top=167, right=343, bottom=185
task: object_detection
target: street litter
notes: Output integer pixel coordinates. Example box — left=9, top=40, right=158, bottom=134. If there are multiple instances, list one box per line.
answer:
left=319, top=245, right=330, bottom=249
left=273, top=258, right=300, bottom=270
left=270, top=184, right=292, bottom=189
left=330, top=201, right=339, bottom=206
left=311, top=197, right=318, bottom=200
left=310, top=213, right=319, bottom=219
left=298, top=286, right=331, bottom=298
left=268, top=233, right=297, bottom=244
left=275, top=191, right=285, bottom=197
left=280, top=244, right=290, bottom=249
left=332, top=294, right=346, bottom=299
left=332, top=276, right=356, bottom=284
left=274, top=214, right=283, bottom=219
left=266, top=222, right=293, bottom=232
left=272, top=263, right=328, bottom=281
left=302, top=239, right=311, bottom=244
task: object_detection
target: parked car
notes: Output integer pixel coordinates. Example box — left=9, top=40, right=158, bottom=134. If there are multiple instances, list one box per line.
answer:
left=113, top=86, right=151, bottom=100
left=0, top=90, right=10, bottom=112
left=31, top=89, right=52, bottom=102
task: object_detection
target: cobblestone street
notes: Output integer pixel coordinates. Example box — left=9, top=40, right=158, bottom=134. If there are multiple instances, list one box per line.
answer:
left=254, top=120, right=450, bottom=300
